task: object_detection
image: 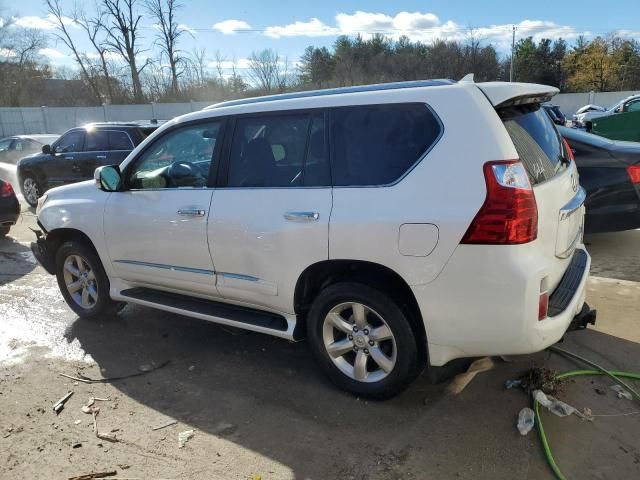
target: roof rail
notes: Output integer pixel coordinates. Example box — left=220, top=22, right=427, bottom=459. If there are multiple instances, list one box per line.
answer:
left=205, top=79, right=456, bottom=110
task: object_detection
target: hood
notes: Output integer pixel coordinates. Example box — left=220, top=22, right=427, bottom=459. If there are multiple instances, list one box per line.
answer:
left=575, top=104, right=606, bottom=115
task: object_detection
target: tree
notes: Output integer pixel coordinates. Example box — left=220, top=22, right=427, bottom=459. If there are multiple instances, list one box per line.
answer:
left=46, top=0, right=103, bottom=103
left=101, top=0, right=149, bottom=102
left=247, top=49, right=290, bottom=93
left=145, top=0, right=187, bottom=98
left=299, top=46, right=334, bottom=88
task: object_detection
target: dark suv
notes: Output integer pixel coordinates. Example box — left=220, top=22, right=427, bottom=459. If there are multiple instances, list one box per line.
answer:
left=17, top=122, right=159, bottom=207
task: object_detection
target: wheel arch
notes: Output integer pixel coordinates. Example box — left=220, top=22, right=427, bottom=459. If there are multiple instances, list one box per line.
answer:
left=293, top=259, right=427, bottom=361
left=43, top=228, right=102, bottom=270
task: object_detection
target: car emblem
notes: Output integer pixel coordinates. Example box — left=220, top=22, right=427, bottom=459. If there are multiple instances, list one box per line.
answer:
left=571, top=173, right=578, bottom=192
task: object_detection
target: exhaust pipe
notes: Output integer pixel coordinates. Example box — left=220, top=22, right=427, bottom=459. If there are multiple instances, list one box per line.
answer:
left=568, top=303, right=597, bottom=331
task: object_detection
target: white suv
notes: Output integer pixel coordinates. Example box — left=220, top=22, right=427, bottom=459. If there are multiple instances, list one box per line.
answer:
left=32, top=79, right=594, bottom=398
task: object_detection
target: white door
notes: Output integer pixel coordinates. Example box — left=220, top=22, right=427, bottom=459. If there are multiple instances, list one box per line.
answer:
left=104, top=120, right=224, bottom=296
left=209, top=111, right=332, bottom=313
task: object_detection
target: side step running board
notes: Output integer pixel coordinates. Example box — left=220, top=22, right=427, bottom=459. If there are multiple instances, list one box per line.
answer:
left=117, top=287, right=295, bottom=339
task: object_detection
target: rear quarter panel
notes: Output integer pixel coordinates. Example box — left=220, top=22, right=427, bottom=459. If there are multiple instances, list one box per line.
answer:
left=329, top=84, right=518, bottom=285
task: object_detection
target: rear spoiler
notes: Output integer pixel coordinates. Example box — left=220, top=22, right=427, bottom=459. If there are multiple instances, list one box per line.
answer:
left=476, top=82, right=559, bottom=109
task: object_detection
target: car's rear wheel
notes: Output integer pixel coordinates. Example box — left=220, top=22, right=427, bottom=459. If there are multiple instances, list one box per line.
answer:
left=307, top=282, right=420, bottom=399
left=0, top=226, right=10, bottom=237
left=22, top=176, right=41, bottom=208
left=55, top=240, right=123, bottom=319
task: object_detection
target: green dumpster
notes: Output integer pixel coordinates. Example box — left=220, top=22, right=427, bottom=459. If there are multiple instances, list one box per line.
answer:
left=591, top=109, right=640, bottom=142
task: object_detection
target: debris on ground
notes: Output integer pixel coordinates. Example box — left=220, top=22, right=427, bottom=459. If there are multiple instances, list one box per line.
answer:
left=68, top=470, right=117, bottom=480
left=505, top=379, right=522, bottom=389
left=178, top=429, right=195, bottom=448
left=611, top=384, right=633, bottom=400
left=52, top=391, right=74, bottom=415
left=517, top=407, right=535, bottom=435
left=519, top=367, right=564, bottom=395
left=446, top=357, right=494, bottom=394
left=533, top=390, right=588, bottom=420
left=59, top=360, right=170, bottom=384
left=152, top=419, right=177, bottom=431
left=92, top=410, right=118, bottom=443
left=594, top=387, right=606, bottom=395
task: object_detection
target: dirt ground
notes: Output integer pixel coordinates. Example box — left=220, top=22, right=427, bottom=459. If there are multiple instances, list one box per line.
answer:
left=1, top=207, right=639, bottom=480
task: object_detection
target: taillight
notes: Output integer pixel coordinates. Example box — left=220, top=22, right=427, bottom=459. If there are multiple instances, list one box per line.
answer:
left=1, top=182, right=14, bottom=198
left=628, top=165, right=640, bottom=185
left=461, top=160, right=538, bottom=244
left=562, top=138, right=574, bottom=162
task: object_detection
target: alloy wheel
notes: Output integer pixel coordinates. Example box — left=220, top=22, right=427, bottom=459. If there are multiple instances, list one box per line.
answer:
left=62, top=255, right=98, bottom=309
left=322, top=302, right=397, bottom=383
left=22, top=178, right=39, bottom=206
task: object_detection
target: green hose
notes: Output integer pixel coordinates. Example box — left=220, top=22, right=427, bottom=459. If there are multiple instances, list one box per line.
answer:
left=533, top=347, right=640, bottom=480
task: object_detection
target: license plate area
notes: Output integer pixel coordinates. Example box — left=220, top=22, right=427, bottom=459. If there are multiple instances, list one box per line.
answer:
left=555, top=187, right=586, bottom=259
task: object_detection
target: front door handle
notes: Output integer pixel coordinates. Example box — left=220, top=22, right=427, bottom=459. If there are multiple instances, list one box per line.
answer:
left=178, top=208, right=206, bottom=217
left=284, top=211, right=320, bottom=222
left=96, top=155, right=107, bottom=160
left=65, top=156, right=74, bottom=160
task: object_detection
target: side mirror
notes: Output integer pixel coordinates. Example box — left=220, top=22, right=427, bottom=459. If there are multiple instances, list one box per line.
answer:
left=42, top=144, right=52, bottom=155
left=94, top=165, right=122, bottom=192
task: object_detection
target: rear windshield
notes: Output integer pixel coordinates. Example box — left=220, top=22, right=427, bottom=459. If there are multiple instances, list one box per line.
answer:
left=500, top=104, right=569, bottom=185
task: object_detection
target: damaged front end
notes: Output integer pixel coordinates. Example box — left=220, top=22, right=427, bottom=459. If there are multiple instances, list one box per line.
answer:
left=30, top=228, right=55, bottom=275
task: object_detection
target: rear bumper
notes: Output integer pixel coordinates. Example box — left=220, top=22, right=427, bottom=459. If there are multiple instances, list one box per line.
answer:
left=413, top=244, right=592, bottom=366
left=0, top=197, right=20, bottom=226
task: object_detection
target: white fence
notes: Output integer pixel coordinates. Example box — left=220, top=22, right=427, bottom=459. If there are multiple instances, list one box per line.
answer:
left=0, top=101, right=212, bottom=136
left=1, top=90, right=639, bottom=136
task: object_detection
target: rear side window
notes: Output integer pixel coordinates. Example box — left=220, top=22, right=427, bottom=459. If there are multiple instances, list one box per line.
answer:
left=85, top=130, right=109, bottom=151
left=227, top=112, right=329, bottom=187
left=331, top=103, right=441, bottom=186
left=108, top=130, right=134, bottom=150
left=501, top=105, right=568, bottom=184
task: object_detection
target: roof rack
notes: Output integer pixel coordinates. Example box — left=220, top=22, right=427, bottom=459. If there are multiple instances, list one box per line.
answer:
left=205, top=79, right=456, bottom=110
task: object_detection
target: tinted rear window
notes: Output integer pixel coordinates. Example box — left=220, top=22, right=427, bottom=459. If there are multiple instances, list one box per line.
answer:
left=500, top=104, right=568, bottom=184
left=331, top=103, right=442, bottom=186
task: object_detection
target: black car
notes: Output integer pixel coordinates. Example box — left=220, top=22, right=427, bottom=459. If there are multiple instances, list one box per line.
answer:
left=17, top=122, right=159, bottom=207
left=559, top=125, right=640, bottom=233
left=542, top=104, right=567, bottom=126
left=0, top=178, right=20, bottom=237
left=0, top=134, right=60, bottom=165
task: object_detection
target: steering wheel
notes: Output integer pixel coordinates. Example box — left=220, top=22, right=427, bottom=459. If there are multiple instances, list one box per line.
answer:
left=167, top=161, right=206, bottom=188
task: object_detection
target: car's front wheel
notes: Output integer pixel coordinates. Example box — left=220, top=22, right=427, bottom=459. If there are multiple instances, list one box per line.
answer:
left=0, top=226, right=10, bottom=237
left=55, top=240, right=123, bottom=319
left=22, top=176, right=41, bottom=208
left=307, top=282, right=421, bottom=399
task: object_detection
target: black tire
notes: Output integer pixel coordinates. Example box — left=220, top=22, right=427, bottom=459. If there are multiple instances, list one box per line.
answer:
left=0, top=226, right=9, bottom=237
left=55, top=240, right=122, bottom=319
left=307, top=282, right=421, bottom=399
left=21, top=175, right=42, bottom=208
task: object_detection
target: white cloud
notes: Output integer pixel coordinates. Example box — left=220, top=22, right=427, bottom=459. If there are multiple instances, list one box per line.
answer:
left=258, top=11, right=586, bottom=49
left=85, top=51, right=123, bottom=61
left=179, top=23, right=196, bottom=35
left=0, top=47, right=16, bottom=58
left=12, top=14, right=77, bottom=30
left=39, top=47, right=66, bottom=59
left=213, top=19, right=251, bottom=35
left=265, top=18, right=339, bottom=38
left=207, top=58, right=252, bottom=70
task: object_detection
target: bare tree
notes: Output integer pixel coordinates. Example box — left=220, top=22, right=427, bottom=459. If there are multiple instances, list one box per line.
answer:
left=145, top=0, right=186, bottom=97
left=247, top=49, right=291, bottom=93
left=45, top=0, right=103, bottom=103
left=73, top=4, right=116, bottom=103
left=189, top=47, right=207, bottom=86
left=101, top=0, right=149, bottom=102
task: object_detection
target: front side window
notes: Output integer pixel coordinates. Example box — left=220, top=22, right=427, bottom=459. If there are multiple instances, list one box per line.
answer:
left=626, top=100, right=640, bottom=113
left=128, top=121, right=221, bottom=189
left=227, top=112, right=329, bottom=187
left=55, top=131, right=84, bottom=153
left=85, top=130, right=109, bottom=152
left=331, top=103, right=442, bottom=186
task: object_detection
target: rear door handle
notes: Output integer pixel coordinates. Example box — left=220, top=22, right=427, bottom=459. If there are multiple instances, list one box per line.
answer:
left=96, top=155, right=107, bottom=160
left=178, top=208, right=206, bottom=217
left=284, top=211, right=320, bottom=222
left=64, top=156, right=74, bottom=160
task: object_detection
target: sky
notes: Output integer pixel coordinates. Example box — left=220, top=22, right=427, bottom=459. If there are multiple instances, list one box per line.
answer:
left=5, top=0, right=640, bottom=73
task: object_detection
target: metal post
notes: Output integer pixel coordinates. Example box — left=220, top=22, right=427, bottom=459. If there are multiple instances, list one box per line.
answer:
left=102, top=103, right=107, bottom=121
left=150, top=102, right=156, bottom=121
left=19, top=108, right=26, bottom=134
left=510, top=25, right=516, bottom=82
left=41, top=106, right=49, bottom=134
